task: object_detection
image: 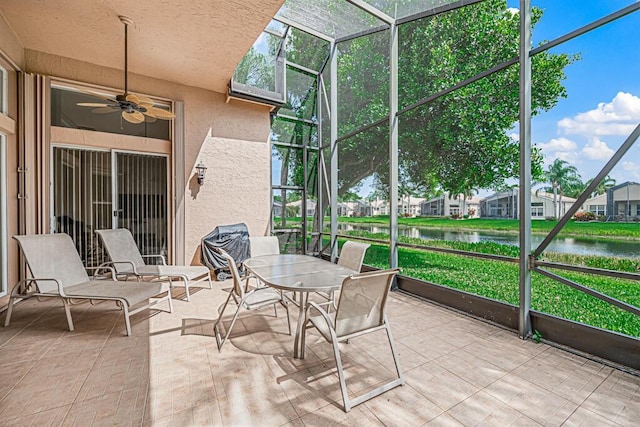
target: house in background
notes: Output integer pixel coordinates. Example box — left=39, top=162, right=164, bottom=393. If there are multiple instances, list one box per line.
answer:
left=480, top=188, right=577, bottom=219
left=582, top=193, right=607, bottom=217
left=607, top=181, right=640, bottom=220
left=337, top=200, right=370, bottom=217
left=420, top=193, right=481, bottom=218
left=398, top=196, right=425, bottom=217
left=369, top=199, right=389, bottom=216
left=287, top=199, right=316, bottom=217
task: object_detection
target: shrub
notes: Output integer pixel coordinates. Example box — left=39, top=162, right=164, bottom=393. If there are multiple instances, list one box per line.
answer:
left=574, top=211, right=596, bottom=222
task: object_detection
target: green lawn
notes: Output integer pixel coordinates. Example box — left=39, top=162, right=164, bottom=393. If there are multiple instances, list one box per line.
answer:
left=361, top=241, right=640, bottom=338
left=338, top=216, right=640, bottom=239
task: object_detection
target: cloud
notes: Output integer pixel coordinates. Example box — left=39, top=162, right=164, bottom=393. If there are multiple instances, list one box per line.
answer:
left=558, top=92, right=640, bottom=137
left=582, top=138, right=615, bottom=160
left=536, top=137, right=579, bottom=164
left=621, top=161, right=640, bottom=181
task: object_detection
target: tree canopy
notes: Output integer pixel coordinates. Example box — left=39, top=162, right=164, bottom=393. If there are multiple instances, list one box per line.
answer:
left=333, top=0, right=577, bottom=197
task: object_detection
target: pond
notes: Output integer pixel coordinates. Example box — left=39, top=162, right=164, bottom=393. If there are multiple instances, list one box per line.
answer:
left=336, top=223, right=639, bottom=258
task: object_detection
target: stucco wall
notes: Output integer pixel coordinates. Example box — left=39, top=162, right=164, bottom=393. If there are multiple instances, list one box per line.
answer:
left=0, top=12, right=24, bottom=67
left=24, top=50, right=272, bottom=264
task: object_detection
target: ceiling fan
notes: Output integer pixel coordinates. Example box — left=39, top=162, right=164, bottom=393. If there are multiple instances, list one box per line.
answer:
left=77, top=15, right=175, bottom=124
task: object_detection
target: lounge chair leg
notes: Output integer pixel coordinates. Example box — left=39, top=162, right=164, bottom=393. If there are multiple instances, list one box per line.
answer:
left=180, top=275, right=191, bottom=302
left=62, top=298, right=74, bottom=332
left=3, top=286, right=19, bottom=327
left=207, top=272, right=213, bottom=289
left=122, top=303, right=132, bottom=336
left=167, top=290, right=174, bottom=313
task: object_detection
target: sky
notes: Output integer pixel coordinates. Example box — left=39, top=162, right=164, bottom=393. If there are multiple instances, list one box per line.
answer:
left=509, top=0, right=640, bottom=190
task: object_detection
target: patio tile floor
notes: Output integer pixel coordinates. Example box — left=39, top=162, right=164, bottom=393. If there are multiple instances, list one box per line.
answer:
left=1, top=281, right=638, bottom=426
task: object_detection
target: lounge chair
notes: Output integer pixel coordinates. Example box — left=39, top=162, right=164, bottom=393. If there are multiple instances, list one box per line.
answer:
left=95, top=228, right=212, bottom=301
left=301, top=268, right=404, bottom=412
left=5, top=233, right=173, bottom=336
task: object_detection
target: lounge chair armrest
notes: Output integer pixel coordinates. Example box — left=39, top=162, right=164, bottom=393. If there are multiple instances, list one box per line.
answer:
left=142, top=254, right=167, bottom=265
left=99, top=260, right=138, bottom=275
left=87, top=265, right=117, bottom=280
left=14, top=277, right=66, bottom=297
left=305, top=300, right=335, bottom=330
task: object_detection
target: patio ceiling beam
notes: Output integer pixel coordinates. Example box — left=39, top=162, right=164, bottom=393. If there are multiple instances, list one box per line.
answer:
left=274, top=16, right=335, bottom=43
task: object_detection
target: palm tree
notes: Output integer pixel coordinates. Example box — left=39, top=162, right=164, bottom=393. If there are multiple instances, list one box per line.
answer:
left=585, top=175, right=616, bottom=197
left=540, top=159, right=583, bottom=219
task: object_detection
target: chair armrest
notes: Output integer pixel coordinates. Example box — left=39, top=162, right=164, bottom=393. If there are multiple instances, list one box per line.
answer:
left=99, top=260, right=138, bottom=274
left=142, top=254, right=167, bottom=265
left=87, top=265, right=117, bottom=280
left=305, top=301, right=335, bottom=330
left=14, top=277, right=66, bottom=297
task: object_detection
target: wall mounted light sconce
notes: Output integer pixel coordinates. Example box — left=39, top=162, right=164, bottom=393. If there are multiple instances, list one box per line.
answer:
left=195, top=161, right=208, bottom=185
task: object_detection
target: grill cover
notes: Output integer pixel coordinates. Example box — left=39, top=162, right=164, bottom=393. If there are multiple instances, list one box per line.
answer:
left=200, top=223, right=250, bottom=270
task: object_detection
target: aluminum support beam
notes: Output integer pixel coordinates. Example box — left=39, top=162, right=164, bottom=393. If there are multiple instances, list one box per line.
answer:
left=329, top=42, right=339, bottom=262
left=389, top=22, right=399, bottom=271
left=518, top=0, right=533, bottom=339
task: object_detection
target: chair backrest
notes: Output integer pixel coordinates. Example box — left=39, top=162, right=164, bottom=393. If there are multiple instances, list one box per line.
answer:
left=14, top=234, right=90, bottom=293
left=95, top=229, right=145, bottom=272
left=337, top=241, right=371, bottom=272
left=249, top=236, right=280, bottom=257
left=215, top=248, right=244, bottom=298
left=334, top=268, right=399, bottom=337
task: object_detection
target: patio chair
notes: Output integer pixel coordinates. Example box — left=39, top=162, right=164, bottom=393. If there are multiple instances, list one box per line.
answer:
left=300, top=268, right=404, bottom=412
left=213, top=248, right=291, bottom=351
left=5, top=234, right=173, bottom=336
left=318, top=241, right=371, bottom=309
left=246, top=235, right=280, bottom=289
left=95, top=228, right=212, bottom=301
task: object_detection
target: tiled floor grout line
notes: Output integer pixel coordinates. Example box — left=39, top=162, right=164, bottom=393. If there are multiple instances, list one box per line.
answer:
left=58, top=311, right=120, bottom=426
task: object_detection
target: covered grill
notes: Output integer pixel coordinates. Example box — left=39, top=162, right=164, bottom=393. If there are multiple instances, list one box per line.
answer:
left=200, top=223, right=250, bottom=280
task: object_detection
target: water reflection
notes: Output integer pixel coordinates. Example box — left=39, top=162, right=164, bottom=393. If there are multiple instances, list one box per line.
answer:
left=337, top=223, right=639, bottom=258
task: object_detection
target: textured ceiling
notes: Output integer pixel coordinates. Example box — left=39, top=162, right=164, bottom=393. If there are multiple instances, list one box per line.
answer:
left=0, top=0, right=284, bottom=93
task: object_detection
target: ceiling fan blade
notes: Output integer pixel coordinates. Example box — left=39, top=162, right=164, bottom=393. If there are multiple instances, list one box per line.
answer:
left=85, top=91, right=118, bottom=102
left=77, top=102, right=113, bottom=107
left=122, top=111, right=145, bottom=124
left=135, top=95, right=154, bottom=105
left=125, top=94, right=140, bottom=104
left=145, top=106, right=176, bottom=119
left=143, top=112, right=158, bottom=123
left=91, top=107, right=118, bottom=114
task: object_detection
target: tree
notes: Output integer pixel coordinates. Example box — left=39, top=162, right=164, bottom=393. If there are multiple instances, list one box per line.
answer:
left=585, top=175, right=616, bottom=197
left=331, top=0, right=576, bottom=197
left=539, top=159, right=583, bottom=218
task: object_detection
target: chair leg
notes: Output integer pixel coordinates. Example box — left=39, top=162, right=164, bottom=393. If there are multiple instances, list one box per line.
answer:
left=281, top=300, right=291, bottom=336
left=180, top=275, right=191, bottom=302
left=3, top=286, right=19, bottom=327
left=331, top=336, right=351, bottom=412
left=166, top=290, right=174, bottom=313
left=216, top=304, right=242, bottom=352
left=207, top=271, right=213, bottom=289
left=122, top=303, right=132, bottom=336
left=385, top=320, right=404, bottom=384
left=62, top=298, right=75, bottom=332
left=214, top=291, right=238, bottom=351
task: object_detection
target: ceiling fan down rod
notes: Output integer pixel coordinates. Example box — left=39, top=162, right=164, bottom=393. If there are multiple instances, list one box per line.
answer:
left=119, top=16, right=134, bottom=96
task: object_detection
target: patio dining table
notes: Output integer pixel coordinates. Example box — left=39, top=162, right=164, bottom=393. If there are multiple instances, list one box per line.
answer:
left=243, top=254, right=357, bottom=358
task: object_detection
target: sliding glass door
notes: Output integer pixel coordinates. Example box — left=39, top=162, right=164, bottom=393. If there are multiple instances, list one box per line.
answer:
left=52, top=146, right=168, bottom=266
